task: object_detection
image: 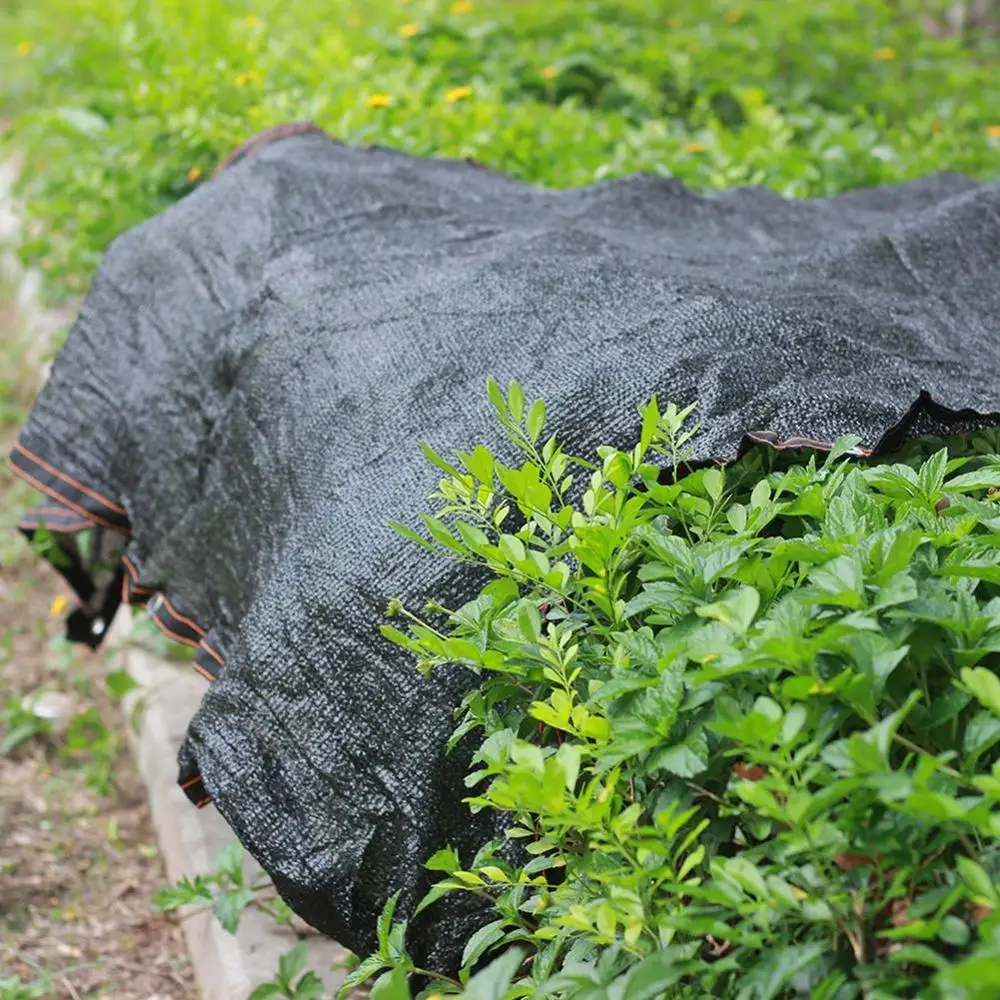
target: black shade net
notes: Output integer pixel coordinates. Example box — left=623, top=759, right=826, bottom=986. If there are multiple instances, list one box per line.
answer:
left=10, top=125, right=1000, bottom=969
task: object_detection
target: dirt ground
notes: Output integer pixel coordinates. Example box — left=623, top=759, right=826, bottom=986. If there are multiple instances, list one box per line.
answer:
left=0, top=459, right=197, bottom=998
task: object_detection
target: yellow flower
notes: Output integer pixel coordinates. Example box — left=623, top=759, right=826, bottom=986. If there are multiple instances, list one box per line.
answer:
left=367, top=93, right=394, bottom=108
left=398, top=22, right=419, bottom=38
left=243, top=14, right=262, bottom=28
left=450, top=0, right=473, bottom=13
left=50, top=595, right=68, bottom=617
left=541, top=65, right=558, bottom=80
left=16, top=40, right=33, bottom=57
left=187, top=166, right=202, bottom=182
left=874, top=46, right=896, bottom=61
left=725, top=9, right=742, bottom=22
left=987, top=124, right=1000, bottom=140
left=445, top=85, right=473, bottom=103
left=684, top=142, right=707, bottom=154
left=235, top=69, right=261, bottom=87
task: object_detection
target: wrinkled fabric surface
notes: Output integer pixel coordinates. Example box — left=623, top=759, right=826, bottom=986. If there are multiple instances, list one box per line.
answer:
left=10, top=127, right=1000, bottom=967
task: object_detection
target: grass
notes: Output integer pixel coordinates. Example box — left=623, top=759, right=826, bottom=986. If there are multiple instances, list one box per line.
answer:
left=0, top=0, right=998, bottom=302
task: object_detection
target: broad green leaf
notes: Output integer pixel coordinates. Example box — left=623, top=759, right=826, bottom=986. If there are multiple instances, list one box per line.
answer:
left=648, top=730, right=708, bottom=777
left=278, top=944, right=308, bottom=983
left=962, top=667, right=1000, bottom=717
left=425, top=847, right=461, bottom=873
left=369, top=968, right=411, bottom=1000
left=695, top=586, right=759, bottom=634
left=213, top=886, right=255, bottom=933
left=460, top=918, right=508, bottom=972
left=956, top=856, right=999, bottom=904
left=622, top=947, right=698, bottom=1000
left=336, top=955, right=389, bottom=999
left=462, top=947, right=525, bottom=1000
left=247, top=986, right=282, bottom=1000
left=737, top=941, right=826, bottom=1000
left=807, top=554, right=864, bottom=608
left=947, top=466, right=1000, bottom=493
left=703, top=467, right=724, bottom=503
left=105, top=669, right=139, bottom=699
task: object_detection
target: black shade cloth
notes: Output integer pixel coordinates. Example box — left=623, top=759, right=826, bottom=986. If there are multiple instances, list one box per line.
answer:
left=10, top=125, right=1000, bottom=968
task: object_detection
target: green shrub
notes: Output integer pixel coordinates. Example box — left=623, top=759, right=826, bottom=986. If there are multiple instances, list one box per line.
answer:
left=341, top=382, right=1000, bottom=998
left=2, top=0, right=999, bottom=299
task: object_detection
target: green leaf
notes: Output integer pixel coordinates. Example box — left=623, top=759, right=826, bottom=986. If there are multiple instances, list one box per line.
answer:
left=462, top=947, right=525, bottom=1000
left=292, top=973, right=324, bottom=1000
left=419, top=442, right=462, bottom=479
left=956, top=856, right=999, bottom=904
left=462, top=445, right=495, bottom=484
left=622, top=947, right=697, bottom=999
left=486, top=378, right=505, bottom=416
left=507, top=381, right=526, bottom=424
left=639, top=397, right=660, bottom=456
left=918, top=448, right=948, bottom=497
left=695, top=586, right=759, bottom=634
left=937, top=915, right=970, bottom=947
left=377, top=892, right=402, bottom=953
left=105, top=669, right=139, bottom=699
left=740, top=941, right=826, bottom=1000
left=213, top=886, right=255, bottom=933
left=388, top=521, right=438, bottom=553
left=807, top=554, right=864, bottom=608
left=703, top=467, right=724, bottom=503
left=456, top=521, right=490, bottom=551
left=946, top=466, right=1000, bottom=493
left=247, top=985, right=282, bottom=1000
left=54, top=106, right=108, bottom=137
left=940, top=953, right=1000, bottom=992
left=961, top=667, right=1000, bottom=717
left=526, top=399, right=546, bottom=443
left=460, top=918, right=508, bottom=971
left=888, top=944, right=949, bottom=972
left=420, top=515, right=464, bottom=554
left=750, top=479, right=771, bottom=509
left=214, top=841, right=246, bottom=883
left=823, top=434, right=864, bottom=466
left=336, top=955, right=388, bottom=999
left=425, top=847, right=461, bottom=873
left=648, top=730, right=709, bottom=777
left=278, top=944, right=308, bottom=984
left=369, top=967, right=411, bottom=1000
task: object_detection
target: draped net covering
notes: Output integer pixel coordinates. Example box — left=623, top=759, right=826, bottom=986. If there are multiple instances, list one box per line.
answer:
left=10, top=126, right=1000, bottom=967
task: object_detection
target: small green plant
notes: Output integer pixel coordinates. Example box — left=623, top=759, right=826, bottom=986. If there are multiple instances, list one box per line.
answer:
left=156, top=842, right=330, bottom=995
left=154, top=840, right=295, bottom=933
left=61, top=704, right=121, bottom=795
left=0, top=692, right=51, bottom=755
left=248, top=945, right=325, bottom=1000
left=0, top=974, right=52, bottom=1000
left=338, top=380, right=1000, bottom=998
